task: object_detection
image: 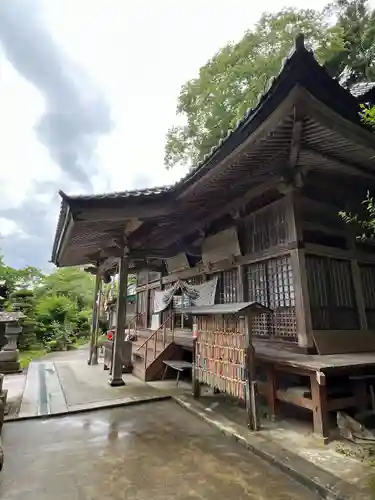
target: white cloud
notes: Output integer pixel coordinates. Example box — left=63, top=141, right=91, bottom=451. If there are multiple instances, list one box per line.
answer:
left=0, top=217, right=27, bottom=238
left=0, top=0, right=367, bottom=268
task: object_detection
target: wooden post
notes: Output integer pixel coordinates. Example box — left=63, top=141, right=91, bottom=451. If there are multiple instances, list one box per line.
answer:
left=310, top=371, right=329, bottom=443
left=351, top=259, right=368, bottom=330
left=347, top=227, right=367, bottom=331
left=88, top=269, right=100, bottom=365
left=109, top=251, right=128, bottom=386
left=265, top=364, right=277, bottom=421
left=286, top=189, right=314, bottom=348
left=237, top=265, right=245, bottom=302
left=91, top=277, right=102, bottom=365
left=244, top=314, right=259, bottom=430
left=192, top=319, right=201, bottom=398
left=290, top=249, right=314, bottom=348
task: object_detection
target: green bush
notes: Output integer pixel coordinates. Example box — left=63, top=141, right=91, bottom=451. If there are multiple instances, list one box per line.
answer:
left=98, top=334, right=107, bottom=348
left=45, top=340, right=59, bottom=352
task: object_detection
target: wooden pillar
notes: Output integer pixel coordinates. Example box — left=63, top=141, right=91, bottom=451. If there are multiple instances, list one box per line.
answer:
left=91, top=277, right=103, bottom=365
left=310, top=371, right=329, bottom=443
left=286, top=190, right=314, bottom=348
left=244, top=314, right=259, bottom=430
left=291, top=249, right=314, bottom=348
left=351, top=260, right=367, bottom=330
left=192, top=328, right=201, bottom=399
left=88, top=269, right=100, bottom=365
left=109, top=252, right=128, bottom=386
left=237, top=265, right=245, bottom=302
left=265, top=364, right=277, bottom=421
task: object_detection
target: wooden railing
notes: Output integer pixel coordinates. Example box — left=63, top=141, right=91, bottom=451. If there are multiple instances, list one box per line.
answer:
left=135, top=314, right=174, bottom=370
left=126, top=312, right=140, bottom=336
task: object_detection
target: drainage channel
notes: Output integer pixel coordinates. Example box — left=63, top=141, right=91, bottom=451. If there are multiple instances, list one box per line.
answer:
left=37, top=363, right=50, bottom=415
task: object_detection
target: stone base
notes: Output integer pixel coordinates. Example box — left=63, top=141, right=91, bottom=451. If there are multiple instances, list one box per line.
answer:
left=0, top=349, right=19, bottom=362
left=108, top=377, right=125, bottom=387
left=0, top=361, right=21, bottom=374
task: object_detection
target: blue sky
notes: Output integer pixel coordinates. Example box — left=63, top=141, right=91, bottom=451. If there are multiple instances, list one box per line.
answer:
left=0, top=0, right=362, bottom=269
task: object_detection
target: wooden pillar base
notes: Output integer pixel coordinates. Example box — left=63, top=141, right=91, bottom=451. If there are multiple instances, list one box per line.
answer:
left=193, top=379, right=201, bottom=399
left=108, top=376, right=125, bottom=387
left=90, top=347, right=99, bottom=366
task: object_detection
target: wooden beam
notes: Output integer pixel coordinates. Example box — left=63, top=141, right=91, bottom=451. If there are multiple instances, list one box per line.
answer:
left=303, top=221, right=347, bottom=238
left=302, top=86, right=375, bottom=155
left=160, top=242, right=298, bottom=286
left=304, top=242, right=375, bottom=264
left=287, top=97, right=306, bottom=186
left=299, top=196, right=344, bottom=219
left=301, top=147, right=375, bottom=181
left=159, top=177, right=285, bottom=250
left=178, top=85, right=301, bottom=199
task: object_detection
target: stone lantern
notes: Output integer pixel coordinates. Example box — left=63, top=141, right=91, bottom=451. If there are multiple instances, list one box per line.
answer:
left=0, top=312, right=24, bottom=373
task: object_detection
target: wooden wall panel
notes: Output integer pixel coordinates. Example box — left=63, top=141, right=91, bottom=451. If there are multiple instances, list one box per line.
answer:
left=202, top=227, right=241, bottom=265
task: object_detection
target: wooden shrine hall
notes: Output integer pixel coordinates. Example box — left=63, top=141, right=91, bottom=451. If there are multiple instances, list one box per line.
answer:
left=51, top=35, right=375, bottom=440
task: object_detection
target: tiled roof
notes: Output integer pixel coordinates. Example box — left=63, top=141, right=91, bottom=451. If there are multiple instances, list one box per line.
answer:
left=350, top=81, right=375, bottom=98
left=60, top=186, right=171, bottom=202
left=52, top=34, right=371, bottom=265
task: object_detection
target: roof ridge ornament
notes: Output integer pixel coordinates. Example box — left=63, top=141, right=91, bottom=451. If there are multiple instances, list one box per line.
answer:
left=294, top=33, right=305, bottom=52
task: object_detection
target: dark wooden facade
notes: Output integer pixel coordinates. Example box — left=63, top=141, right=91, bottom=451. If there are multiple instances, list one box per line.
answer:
left=135, top=182, right=375, bottom=355
left=51, top=35, right=375, bottom=438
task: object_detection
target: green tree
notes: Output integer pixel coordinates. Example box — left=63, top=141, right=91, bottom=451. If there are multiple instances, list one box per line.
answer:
left=164, top=7, right=343, bottom=169
left=340, top=104, right=375, bottom=238
left=36, top=267, right=94, bottom=311
left=325, top=0, right=375, bottom=86
left=0, top=253, right=44, bottom=295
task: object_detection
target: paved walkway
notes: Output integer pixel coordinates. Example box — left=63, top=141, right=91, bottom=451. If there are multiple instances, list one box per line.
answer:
left=6, top=347, right=188, bottom=419
left=0, top=400, right=320, bottom=500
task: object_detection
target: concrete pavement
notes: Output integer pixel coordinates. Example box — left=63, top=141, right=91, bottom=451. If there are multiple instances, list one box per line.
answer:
left=0, top=400, right=321, bottom=500
left=16, top=347, right=175, bottom=418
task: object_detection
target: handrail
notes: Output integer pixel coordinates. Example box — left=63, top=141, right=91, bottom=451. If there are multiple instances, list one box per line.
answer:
left=135, top=314, right=172, bottom=352
left=126, top=312, right=140, bottom=334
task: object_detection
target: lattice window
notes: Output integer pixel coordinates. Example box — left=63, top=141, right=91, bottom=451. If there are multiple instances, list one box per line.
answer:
left=360, top=264, right=375, bottom=328
left=246, top=255, right=297, bottom=341
left=246, top=262, right=270, bottom=337
left=213, top=269, right=239, bottom=304
left=306, top=255, right=358, bottom=330
left=240, top=199, right=290, bottom=254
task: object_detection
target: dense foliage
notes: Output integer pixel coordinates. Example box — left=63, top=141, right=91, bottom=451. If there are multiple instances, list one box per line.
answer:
left=0, top=255, right=95, bottom=352
left=340, top=104, right=375, bottom=237
left=165, top=0, right=375, bottom=169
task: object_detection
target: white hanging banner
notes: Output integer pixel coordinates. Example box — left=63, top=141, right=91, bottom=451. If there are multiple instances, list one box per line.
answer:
left=153, top=277, right=218, bottom=313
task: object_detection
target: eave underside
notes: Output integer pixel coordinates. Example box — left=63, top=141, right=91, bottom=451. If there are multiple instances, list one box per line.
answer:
left=55, top=89, right=375, bottom=269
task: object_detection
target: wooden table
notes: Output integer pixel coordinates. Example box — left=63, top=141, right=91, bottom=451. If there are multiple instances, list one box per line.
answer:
left=162, top=360, right=192, bottom=386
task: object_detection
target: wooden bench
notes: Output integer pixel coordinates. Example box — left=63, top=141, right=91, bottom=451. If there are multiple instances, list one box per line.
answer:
left=162, top=360, right=192, bottom=386
left=254, top=343, right=375, bottom=442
